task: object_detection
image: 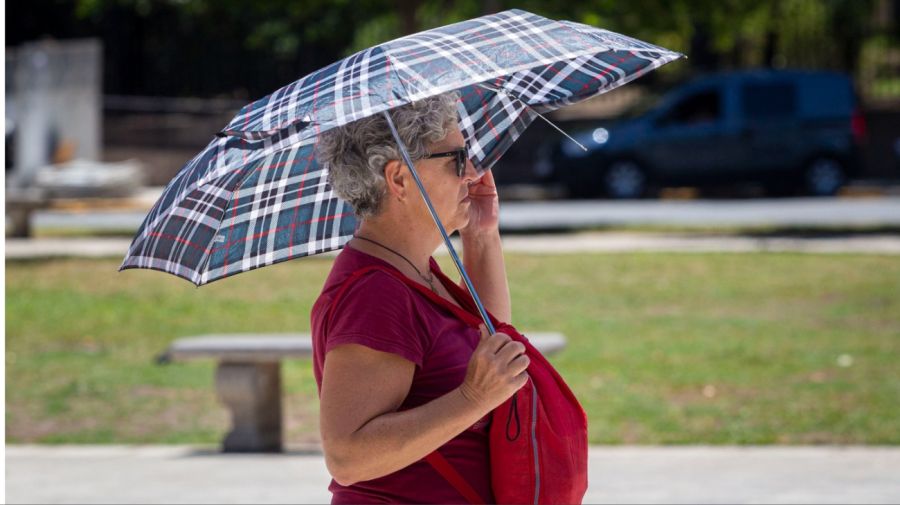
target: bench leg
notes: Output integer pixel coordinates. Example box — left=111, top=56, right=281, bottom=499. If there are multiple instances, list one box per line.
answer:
left=7, top=208, right=33, bottom=238
left=215, top=361, right=282, bottom=453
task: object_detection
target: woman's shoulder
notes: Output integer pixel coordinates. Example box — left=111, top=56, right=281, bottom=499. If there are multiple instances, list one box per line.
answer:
left=323, top=247, right=410, bottom=293
left=337, top=266, right=413, bottom=304
left=315, top=248, right=414, bottom=316
left=312, top=250, right=424, bottom=351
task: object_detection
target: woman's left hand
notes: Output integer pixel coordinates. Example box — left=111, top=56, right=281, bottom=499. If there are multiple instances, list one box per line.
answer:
left=460, top=169, right=500, bottom=237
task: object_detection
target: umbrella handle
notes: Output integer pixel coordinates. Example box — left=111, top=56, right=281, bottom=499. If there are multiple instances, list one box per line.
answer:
left=382, top=111, right=497, bottom=336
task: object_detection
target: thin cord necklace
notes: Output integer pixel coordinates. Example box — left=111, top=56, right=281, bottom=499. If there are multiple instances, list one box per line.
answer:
left=354, top=235, right=437, bottom=293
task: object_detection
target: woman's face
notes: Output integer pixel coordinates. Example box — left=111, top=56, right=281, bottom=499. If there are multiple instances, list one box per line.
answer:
left=413, top=124, right=481, bottom=233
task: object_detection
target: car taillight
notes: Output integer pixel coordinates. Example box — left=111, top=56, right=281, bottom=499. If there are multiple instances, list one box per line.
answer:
left=851, top=108, right=867, bottom=144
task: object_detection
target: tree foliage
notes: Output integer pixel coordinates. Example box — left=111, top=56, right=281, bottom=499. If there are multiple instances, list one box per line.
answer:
left=6, top=0, right=889, bottom=98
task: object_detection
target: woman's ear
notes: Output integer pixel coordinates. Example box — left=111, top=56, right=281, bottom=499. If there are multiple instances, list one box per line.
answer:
left=383, top=159, right=408, bottom=201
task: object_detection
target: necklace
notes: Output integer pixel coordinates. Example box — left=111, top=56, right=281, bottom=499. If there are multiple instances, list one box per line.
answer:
left=353, top=235, right=438, bottom=293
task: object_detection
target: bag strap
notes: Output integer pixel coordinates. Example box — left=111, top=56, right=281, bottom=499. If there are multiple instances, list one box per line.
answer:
left=424, top=451, right=486, bottom=505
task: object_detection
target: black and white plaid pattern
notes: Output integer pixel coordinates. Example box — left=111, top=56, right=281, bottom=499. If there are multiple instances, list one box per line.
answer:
left=119, top=8, right=682, bottom=285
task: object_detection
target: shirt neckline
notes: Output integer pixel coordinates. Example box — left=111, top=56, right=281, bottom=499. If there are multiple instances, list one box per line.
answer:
left=342, top=243, right=467, bottom=310
left=344, top=241, right=437, bottom=276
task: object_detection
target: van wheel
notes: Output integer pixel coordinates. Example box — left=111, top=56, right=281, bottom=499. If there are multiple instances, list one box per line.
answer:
left=603, top=160, right=647, bottom=199
left=803, top=157, right=846, bottom=197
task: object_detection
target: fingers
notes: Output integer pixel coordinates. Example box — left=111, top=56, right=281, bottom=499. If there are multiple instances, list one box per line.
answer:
left=508, top=352, right=530, bottom=376
left=478, top=168, right=496, bottom=186
left=496, top=339, right=526, bottom=360
left=477, top=325, right=528, bottom=364
left=477, top=329, right=513, bottom=355
left=468, top=170, right=497, bottom=194
left=463, top=324, right=531, bottom=411
left=515, top=368, right=530, bottom=385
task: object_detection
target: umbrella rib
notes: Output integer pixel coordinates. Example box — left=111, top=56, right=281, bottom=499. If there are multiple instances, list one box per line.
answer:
left=193, top=163, right=258, bottom=284
left=476, top=83, right=587, bottom=152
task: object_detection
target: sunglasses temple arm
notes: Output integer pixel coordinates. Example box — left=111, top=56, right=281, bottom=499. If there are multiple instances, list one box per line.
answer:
left=382, top=110, right=497, bottom=335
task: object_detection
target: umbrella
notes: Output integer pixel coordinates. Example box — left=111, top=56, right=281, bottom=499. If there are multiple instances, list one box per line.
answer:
left=119, top=8, right=682, bottom=331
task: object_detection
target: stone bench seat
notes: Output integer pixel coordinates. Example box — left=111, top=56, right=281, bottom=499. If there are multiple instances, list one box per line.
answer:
left=158, top=334, right=314, bottom=363
left=159, top=332, right=567, bottom=452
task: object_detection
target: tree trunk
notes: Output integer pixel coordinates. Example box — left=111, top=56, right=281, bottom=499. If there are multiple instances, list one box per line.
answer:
left=396, top=0, right=421, bottom=35
left=689, top=21, right=718, bottom=73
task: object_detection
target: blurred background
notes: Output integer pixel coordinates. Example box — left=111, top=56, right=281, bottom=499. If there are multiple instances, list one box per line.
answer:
left=5, top=0, right=900, bottom=206
left=5, top=2, right=900, bottom=503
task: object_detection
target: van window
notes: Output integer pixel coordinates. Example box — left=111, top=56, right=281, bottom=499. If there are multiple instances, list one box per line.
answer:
left=741, top=83, right=796, bottom=119
left=658, top=90, right=720, bottom=126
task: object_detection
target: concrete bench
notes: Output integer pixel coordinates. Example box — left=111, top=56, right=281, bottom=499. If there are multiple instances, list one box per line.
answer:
left=157, top=332, right=567, bottom=453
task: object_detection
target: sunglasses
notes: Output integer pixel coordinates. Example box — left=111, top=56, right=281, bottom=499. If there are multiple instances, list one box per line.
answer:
left=423, top=145, right=481, bottom=178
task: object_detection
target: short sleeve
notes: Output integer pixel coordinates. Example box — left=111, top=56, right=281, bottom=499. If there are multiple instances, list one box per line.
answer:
left=324, top=271, right=426, bottom=368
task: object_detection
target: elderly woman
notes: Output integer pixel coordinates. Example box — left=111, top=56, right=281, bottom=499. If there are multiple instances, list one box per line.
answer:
left=310, top=91, right=530, bottom=504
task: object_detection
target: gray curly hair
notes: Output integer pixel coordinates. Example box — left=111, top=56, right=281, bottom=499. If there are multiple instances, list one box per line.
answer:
left=315, top=91, right=461, bottom=219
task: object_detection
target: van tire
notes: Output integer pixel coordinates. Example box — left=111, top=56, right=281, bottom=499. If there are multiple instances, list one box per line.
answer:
left=803, top=157, right=846, bottom=197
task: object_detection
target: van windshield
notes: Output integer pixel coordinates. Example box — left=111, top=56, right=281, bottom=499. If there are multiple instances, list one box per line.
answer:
left=657, top=89, right=721, bottom=126
left=620, top=93, right=662, bottom=119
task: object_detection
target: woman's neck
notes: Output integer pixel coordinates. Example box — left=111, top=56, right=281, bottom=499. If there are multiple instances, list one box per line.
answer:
left=353, top=218, right=440, bottom=276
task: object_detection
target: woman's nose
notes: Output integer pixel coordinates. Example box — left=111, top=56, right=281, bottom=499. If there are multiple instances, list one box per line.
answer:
left=462, top=158, right=483, bottom=183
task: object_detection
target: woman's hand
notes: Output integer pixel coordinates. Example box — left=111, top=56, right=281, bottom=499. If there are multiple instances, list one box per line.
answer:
left=459, top=169, right=499, bottom=237
left=458, top=324, right=529, bottom=411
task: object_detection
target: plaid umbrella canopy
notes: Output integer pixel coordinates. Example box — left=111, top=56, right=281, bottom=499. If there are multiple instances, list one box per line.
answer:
left=119, top=8, right=682, bottom=288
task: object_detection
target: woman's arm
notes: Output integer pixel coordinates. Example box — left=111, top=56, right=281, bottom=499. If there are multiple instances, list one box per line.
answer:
left=459, top=169, right=512, bottom=323
left=322, top=327, right=525, bottom=487
left=320, top=343, right=487, bottom=486
left=461, top=230, right=512, bottom=323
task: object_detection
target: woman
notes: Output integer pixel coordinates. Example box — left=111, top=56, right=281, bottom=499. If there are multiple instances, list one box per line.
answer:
left=310, top=91, right=530, bottom=503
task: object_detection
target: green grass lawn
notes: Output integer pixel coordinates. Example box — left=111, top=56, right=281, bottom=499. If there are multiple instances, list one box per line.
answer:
left=6, top=252, right=899, bottom=445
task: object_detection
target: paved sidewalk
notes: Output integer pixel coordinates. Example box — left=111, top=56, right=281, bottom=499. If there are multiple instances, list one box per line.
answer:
left=499, top=197, right=900, bottom=230
left=6, top=232, right=900, bottom=260
left=6, top=445, right=900, bottom=504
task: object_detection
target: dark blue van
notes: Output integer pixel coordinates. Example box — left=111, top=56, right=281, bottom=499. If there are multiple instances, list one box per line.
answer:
left=547, top=69, right=867, bottom=198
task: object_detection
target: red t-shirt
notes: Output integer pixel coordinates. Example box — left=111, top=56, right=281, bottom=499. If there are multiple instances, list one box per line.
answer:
left=311, top=244, right=495, bottom=504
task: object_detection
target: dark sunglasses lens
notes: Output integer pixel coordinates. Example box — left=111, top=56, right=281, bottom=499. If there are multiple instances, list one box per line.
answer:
left=457, top=150, right=466, bottom=177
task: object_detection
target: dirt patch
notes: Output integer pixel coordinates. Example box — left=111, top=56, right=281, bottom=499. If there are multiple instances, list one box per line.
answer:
left=777, top=431, right=859, bottom=444
left=6, top=387, right=228, bottom=443
left=120, top=388, right=228, bottom=440
left=618, top=420, right=646, bottom=444
left=6, top=402, right=104, bottom=442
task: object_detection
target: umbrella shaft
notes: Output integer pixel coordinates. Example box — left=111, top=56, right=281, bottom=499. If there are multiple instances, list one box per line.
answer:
left=382, top=111, right=496, bottom=335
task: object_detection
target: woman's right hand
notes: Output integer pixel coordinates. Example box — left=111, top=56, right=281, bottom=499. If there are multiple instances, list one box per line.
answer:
left=458, top=324, right=530, bottom=412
